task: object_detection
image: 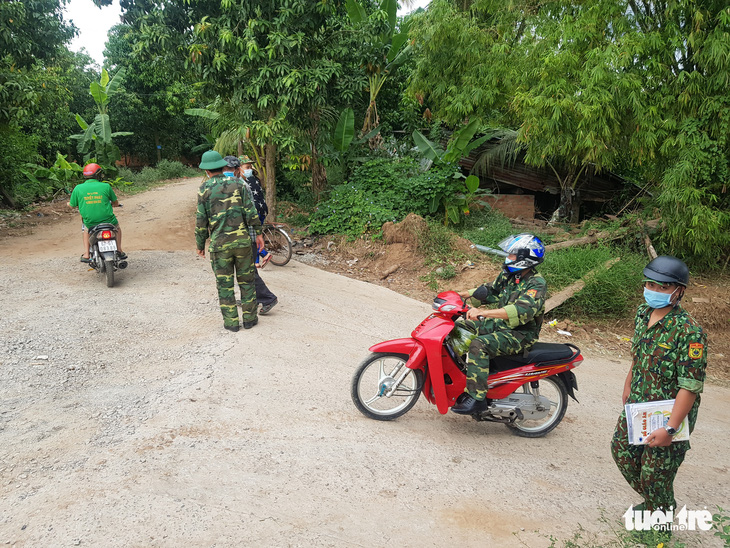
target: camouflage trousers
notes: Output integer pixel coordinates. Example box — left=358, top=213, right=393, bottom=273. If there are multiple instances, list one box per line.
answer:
left=611, top=412, right=688, bottom=511
left=464, top=318, right=531, bottom=401
left=209, top=246, right=256, bottom=328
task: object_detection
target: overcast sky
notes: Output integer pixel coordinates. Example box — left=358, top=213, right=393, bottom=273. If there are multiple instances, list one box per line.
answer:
left=64, top=0, right=431, bottom=68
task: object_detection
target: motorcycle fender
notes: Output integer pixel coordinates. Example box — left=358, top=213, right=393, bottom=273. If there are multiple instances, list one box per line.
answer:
left=368, top=339, right=427, bottom=370
left=558, top=371, right=579, bottom=402
left=101, top=251, right=115, bottom=261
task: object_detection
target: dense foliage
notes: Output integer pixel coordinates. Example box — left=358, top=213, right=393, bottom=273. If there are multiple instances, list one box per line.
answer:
left=309, top=157, right=455, bottom=235
left=2, top=0, right=728, bottom=270
left=408, top=0, right=730, bottom=266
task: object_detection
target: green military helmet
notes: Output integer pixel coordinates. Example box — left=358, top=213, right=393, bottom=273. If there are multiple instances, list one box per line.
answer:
left=199, top=150, right=228, bottom=170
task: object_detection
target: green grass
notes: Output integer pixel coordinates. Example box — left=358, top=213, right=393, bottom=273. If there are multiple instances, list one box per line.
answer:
left=456, top=208, right=647, bottom=320
left=117, top=161, right=200, bottom=195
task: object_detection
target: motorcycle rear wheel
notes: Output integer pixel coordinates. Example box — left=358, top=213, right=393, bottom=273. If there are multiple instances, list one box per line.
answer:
left=105, top=259, right=115, bottom=287
left=351, top=353, right=423, bottom=421
left=506, top=376, right=568, bottom=437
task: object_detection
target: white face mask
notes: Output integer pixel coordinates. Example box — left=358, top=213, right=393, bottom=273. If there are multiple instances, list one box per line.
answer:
left=243, top=169, right=253, bottom=178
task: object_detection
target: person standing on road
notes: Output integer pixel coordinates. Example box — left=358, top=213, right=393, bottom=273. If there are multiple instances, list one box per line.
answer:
left=611, top=256, right=707, bottom=525
left=69, top=163, right=127, bottom=263
left=223, top=156, right=278, bottom=315
left=195, top=150, right=264, bottom=332
left=450, top=233, right=547, bottom=415
left=238, top=155, right=272, bottom=268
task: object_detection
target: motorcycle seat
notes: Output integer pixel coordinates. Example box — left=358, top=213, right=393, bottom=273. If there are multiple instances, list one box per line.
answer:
left=490, top=342, right=577, bottom=372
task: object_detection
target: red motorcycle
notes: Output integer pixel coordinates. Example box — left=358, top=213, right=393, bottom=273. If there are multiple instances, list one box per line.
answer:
left=351, top=291, right=583, bottom=437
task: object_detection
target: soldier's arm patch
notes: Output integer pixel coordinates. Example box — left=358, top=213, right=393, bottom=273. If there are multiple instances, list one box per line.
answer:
left=526, top=289, right=538, bottom=298
left=688, top=342, right=703, bottom=360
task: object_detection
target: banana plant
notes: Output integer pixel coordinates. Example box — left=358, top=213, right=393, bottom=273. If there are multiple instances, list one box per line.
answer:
left=346, top=0, right=411, bottom=138
left=70, top=68, right=133, bottom=170
left=413, top=120, right=491, bottom=225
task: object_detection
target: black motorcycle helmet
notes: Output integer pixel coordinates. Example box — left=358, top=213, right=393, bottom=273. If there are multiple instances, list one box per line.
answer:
left=643, top=256, right=689, bottom=287
left=223, top=155, right=241, bottom=169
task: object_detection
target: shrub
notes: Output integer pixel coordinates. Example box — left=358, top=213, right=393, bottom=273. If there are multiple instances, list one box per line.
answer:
left=155, top=159, right=197, bottom=180
left=309, top=182, right=399, bottom=236
left=0, top=125, right=40, bottom=207
left=309, top=157, right=455, bottom=235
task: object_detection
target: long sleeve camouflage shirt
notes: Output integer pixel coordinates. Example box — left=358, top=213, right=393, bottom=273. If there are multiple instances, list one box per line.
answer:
left=628, top=303, right=707, bottom=432
left=467, top=269, right=547, bottom=343
left=195, top=174, right=262, bottom=253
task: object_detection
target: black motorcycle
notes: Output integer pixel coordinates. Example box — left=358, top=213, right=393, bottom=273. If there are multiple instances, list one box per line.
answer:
left=88, top=223, right=127, bottom=287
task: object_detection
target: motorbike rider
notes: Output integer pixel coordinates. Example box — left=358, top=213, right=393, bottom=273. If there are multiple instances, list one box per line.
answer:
left=69, top=163, right=126, bottom=263
left=451, top=233, right=547, bottom=414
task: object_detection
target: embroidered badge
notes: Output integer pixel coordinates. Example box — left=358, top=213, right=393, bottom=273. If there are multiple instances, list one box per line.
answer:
left=526, top=289, right=538, bottom=298
left=688, top=342, right=703, bottom=360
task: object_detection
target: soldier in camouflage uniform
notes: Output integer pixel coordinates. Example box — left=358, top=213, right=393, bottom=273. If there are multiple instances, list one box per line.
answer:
left=195, top=150, right=265, bottom=332
left=452, top=234, right=548, bottom=415
left=611, top=256, right=707, bottom=515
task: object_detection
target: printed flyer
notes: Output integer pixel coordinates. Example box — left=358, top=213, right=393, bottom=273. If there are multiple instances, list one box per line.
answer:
left=625, top=399, right=690, bottom=445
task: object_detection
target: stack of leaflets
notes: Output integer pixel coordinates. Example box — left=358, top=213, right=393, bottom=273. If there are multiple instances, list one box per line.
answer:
left=625, top=399, right=690, bottom=445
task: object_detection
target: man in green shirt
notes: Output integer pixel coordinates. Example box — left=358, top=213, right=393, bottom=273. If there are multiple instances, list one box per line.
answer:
left=195, top=150, right=264, bottom=332
left=611, top=256, right=707, bottom=521
left=69, top=163, right=126, bottom=262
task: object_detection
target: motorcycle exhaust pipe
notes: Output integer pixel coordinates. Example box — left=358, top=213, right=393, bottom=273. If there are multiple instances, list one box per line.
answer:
left=118, top=261, right=128, bottom=269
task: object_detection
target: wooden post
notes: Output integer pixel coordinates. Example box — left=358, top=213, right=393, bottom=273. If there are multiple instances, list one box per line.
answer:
left=545, top=258, right=620, bottom=313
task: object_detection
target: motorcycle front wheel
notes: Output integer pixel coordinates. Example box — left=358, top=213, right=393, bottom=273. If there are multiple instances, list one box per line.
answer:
left=351, top=353, right=423, bottom=421
left=506, top=375, right=568, bottom=438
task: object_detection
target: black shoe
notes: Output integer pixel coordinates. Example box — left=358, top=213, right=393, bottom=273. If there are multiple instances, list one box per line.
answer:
left=455, top=392, right=470, bottom=405
left=118, top=252, right=128, bottom=260
left=451, top=395, right=488, bottom=415
left=224, top=325, right=240, bottom=332
left=243, top=317, right=258, bottom=329
left=260, top=298, right=278, bottom=315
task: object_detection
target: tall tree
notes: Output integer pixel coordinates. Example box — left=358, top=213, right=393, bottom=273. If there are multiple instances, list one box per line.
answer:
left=410, top=0, right=730, bottom=263
left=0, top=0, right=77, bottom=206
left=104, top=23, right=205, bottom=164
left=124, top=0, right=364, bottom=216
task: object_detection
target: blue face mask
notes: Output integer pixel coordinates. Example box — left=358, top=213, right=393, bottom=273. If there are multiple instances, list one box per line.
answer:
left=243, top=169, right=253, bottom=178
left=223, top=171, right=235, bottom=178
left=643, top=287, right=675, bottom=309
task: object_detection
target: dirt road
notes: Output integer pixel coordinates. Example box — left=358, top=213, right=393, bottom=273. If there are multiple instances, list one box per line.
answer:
left=0, top=178, right=727, bottom=547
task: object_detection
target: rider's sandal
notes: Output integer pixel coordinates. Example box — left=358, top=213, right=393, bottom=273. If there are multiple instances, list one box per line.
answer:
left=80, top=256, right=91, bottom=263
left=118, top=252, right=128, bottom=260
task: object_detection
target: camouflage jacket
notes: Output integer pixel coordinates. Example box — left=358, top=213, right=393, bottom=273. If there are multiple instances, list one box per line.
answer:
left=195, top=174, right=262, bottom=252
left=628, top=303, right=707, bottom=432
left=467, top=269, right=547, bottom=342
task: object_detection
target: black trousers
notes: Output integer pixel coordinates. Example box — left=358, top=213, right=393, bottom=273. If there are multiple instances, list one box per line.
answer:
left=252, top=242, right=277, bottom=306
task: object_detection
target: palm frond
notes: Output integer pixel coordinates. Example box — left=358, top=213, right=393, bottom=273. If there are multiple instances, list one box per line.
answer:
left=470, top=128, right=526, bottom=177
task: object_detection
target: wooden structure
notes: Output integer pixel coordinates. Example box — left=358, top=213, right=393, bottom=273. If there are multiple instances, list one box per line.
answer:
left=457, top=138, right=627, bottom=219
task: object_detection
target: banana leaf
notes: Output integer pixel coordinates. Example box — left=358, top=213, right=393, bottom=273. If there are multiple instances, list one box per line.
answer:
left=333, top=108, right=355, bottom=152
left=184, top=108, right=220, bottom=120
left=345, top=0, right=366, bottom=24
left=95, top=114, right=111, bottom=144
left=412, top=130, right=444, bottom=161
left=75, top=113, right=89, bottom=130
left=107, top=67, right=126, bottom=95
left=90, top=82, right=107, bottom=108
